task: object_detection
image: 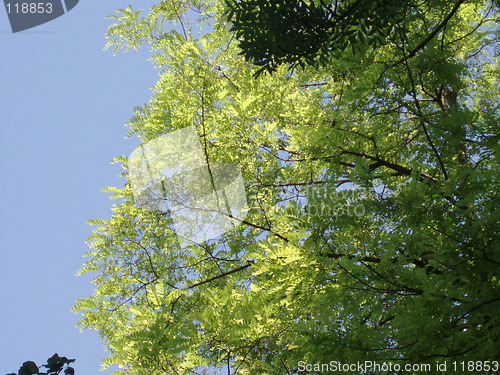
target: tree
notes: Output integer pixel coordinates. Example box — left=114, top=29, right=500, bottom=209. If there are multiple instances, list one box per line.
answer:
left=224, top=0, right=407, bottom=75
left=74, top=1, right=499, bottom=374
left=224, top=0, right=500, bottom=75
left=6, top=354, right=75, bottom=375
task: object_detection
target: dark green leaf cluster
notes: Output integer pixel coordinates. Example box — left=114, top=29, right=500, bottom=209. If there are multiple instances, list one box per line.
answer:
left=5, top=354, right=75, bottom=375
left=225, top=0, right=405, bottom=75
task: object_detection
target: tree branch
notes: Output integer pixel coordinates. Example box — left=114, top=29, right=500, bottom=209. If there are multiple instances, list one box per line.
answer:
left=187, top=261, right=254, bottom=289
left=338, top=149, right=442, bottom=183
left=387, top=0, right=466, bottom=68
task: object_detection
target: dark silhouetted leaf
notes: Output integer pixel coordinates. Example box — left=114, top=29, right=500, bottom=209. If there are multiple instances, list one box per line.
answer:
left=18, top=361, right=39, bottom=375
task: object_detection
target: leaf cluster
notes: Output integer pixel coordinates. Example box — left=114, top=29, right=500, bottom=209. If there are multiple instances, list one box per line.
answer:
left=74, top=0, right=500, bottom=374
left=6, top=354, right=75, bottom=375
left=224, top=0, right=408, bottom=75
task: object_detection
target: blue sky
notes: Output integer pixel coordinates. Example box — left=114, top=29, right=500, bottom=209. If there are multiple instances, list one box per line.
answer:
left=0, top=2, right=160, bottom=373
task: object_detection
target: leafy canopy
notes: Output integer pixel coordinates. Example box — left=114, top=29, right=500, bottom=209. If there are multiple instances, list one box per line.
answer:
left=225, top=0, right=500, bottom=75
left=225, top=0, right=407, bottom=75
left=74, top=0, right=499, bottom=374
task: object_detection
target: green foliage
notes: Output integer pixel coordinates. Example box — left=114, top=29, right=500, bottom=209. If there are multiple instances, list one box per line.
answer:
left=5, top=354, right=75, bottom=375
left=225, top=0, right=407, bottom=75
left=75, top=1, right=499, bottom=374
